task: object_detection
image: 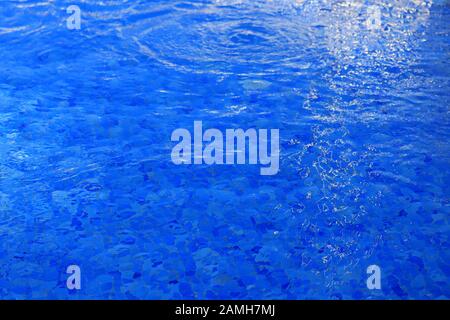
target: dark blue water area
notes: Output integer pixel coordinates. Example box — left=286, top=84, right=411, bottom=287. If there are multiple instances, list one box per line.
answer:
left=0, top=0, right=449, bottom=299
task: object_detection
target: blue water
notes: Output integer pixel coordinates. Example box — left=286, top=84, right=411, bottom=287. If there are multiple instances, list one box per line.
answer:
left=0, top=0, right=449, bottom=300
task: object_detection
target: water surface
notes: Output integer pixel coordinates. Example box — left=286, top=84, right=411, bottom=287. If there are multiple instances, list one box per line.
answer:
left=0, top=0, right=449, bottom=299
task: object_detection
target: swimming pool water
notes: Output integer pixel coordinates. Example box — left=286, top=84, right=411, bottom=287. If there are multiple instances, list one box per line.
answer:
left=0, top=0, right=449, bottom=299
